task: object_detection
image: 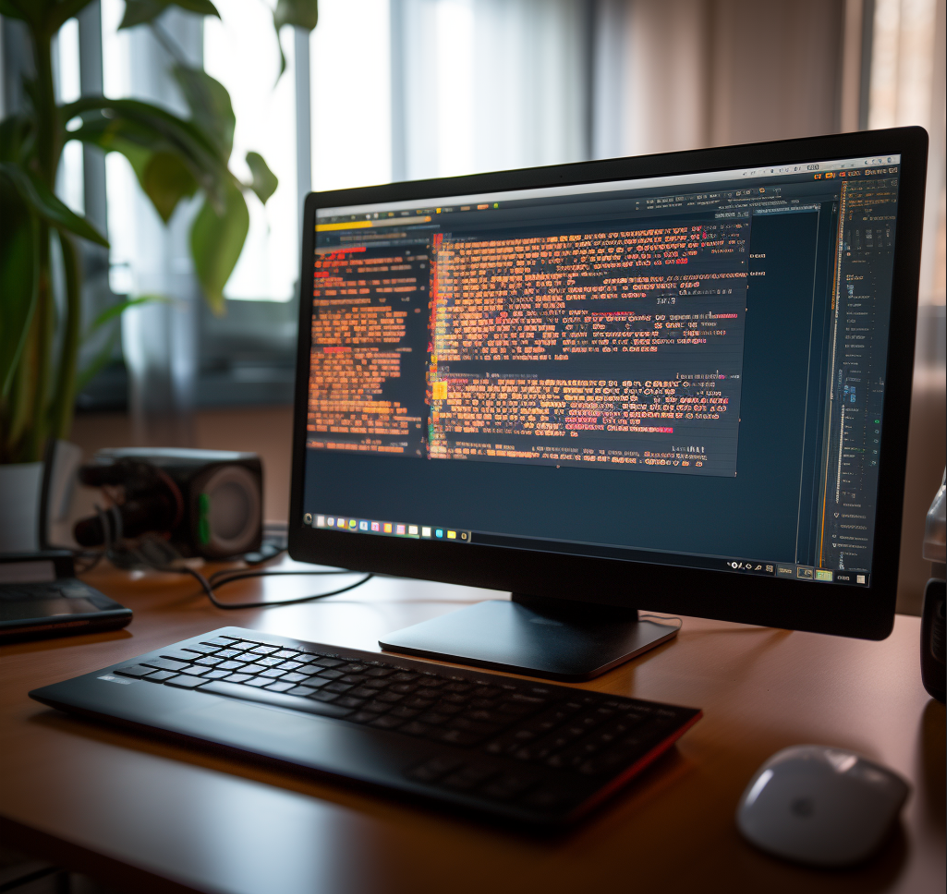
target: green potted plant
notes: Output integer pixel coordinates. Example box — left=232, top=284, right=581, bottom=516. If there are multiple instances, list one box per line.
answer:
left=0, top=0, right=317, bottom=550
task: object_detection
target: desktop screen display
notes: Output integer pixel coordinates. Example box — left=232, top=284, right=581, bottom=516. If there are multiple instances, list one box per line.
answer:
left=290, top=131, right=926, bottom=636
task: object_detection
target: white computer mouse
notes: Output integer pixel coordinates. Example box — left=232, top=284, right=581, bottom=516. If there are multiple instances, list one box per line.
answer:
left=736, top=745, right=909, bottom=867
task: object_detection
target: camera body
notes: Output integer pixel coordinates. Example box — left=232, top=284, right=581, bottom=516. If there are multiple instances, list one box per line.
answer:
left=74, top=448, right=263, bottom=560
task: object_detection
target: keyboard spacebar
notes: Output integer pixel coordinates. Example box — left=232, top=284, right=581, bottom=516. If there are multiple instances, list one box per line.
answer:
left=200, top=681, right=352, bottom=719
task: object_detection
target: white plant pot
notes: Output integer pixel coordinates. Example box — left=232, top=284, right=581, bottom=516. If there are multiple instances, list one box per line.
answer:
left=0, top=461, right=43, bottom=553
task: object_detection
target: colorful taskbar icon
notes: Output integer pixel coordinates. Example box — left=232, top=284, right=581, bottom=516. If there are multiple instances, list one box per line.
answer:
left=305, top=513, right=470, bottom=543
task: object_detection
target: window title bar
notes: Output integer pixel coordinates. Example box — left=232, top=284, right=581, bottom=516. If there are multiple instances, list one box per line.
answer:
left=316, top=154, right=901, bottom=220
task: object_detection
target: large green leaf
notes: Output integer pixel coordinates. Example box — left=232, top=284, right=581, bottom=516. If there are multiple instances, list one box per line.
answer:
left=141, top=151, right=199, bottom=222
left=245, top=151, right=278, bottom=206
left=272, top=0, right=319, bottom=79
left=0, top=0, right=46, bottom=26
left=119, top=0, right=220, bottom=29
left=63, top=97, right=233, bottom=211
left=87, top=294, right=171, bottom=336
left=190, top=182, right=249, bottom=315
left=0, top=162, right=108, bottom=246
left=274, top=0, right=319, bottom=30
left=0, top=115, right=34, bottom=165
left=0, top=181, right=39, bottom=400
left=172, top=65, right=235, bottom=160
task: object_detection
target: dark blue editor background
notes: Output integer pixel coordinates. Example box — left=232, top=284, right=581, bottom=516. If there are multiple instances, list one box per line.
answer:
left=304, top=207, right=833, bottom=564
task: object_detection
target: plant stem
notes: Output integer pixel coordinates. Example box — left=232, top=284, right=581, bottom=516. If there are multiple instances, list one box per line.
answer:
left=51, top=230, right=82, bottom=440
left=27, top=225, right=52, bottom=462
left=32, top=26, right=60, bottom=187
left=150, top=19, right=190, bottom=67
left=27, top=20, right=64, bottom=461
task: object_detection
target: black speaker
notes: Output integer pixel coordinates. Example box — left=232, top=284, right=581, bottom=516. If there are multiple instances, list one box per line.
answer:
left=74, top=448, right=263, bottom=560
left=920, top=577, right=945, bottom=702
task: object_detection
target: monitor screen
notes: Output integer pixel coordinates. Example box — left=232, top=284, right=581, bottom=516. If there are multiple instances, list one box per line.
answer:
left=289, top=129, right=926, bottom=640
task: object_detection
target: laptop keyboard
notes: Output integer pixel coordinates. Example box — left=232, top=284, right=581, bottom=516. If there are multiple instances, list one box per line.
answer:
left=103, top=629, right=701, bottom=823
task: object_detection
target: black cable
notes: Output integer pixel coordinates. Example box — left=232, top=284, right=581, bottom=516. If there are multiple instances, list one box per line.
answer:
left=176, top=565, right=374, bottom=610
left=207, top=567, right=350, bottom=586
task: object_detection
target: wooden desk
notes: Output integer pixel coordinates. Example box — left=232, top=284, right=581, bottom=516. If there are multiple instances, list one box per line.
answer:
left=1, top=559, right=944, bottom=894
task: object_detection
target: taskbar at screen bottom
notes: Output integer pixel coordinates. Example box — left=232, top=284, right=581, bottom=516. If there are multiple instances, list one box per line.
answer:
left=302, top=511, right=870, bottom=588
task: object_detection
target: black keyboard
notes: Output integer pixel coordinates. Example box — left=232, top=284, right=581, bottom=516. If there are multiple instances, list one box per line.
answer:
left=31, top=627, right=702, bottom=827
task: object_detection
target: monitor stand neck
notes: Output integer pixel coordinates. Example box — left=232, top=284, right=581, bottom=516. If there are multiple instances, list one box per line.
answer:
left=379, top=593, right=680, bottom=682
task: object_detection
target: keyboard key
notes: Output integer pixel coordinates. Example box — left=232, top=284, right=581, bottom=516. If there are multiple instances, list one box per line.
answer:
left=348, top=687, right=378, bottom=699
left=195, top=657, right=224, bottom=667
left=286, top=686, right=317, bottom=697
left=481, top=774, right=535, bottom=801
left=142, top=670, right=176, bottom=682
left=265, top=681, right=296, bottom=693
left=184, top=644, right=220, bottom=655
left=418, top=713, right=449, bottom=726
left=181, top=666, right=208, bottom=677
left=200, top=681, right=353, bottom=718
left=349, top=711, right=378, bottom=724
left=318, top=670, right=345, bottom=681
left=216, top=661, right=243, bottom=671
left=203, top=669, right=231, bottom=680
left=273, top=650, right=299, bottom=659
left=214, top=650, right=242, bottom=659
left=280, top=673, right=308, bottom=684
left=114, top=665, right=154, bottom=678
left=312, top=658, right=345, bottom=668
left=336, top=696, right=365, bottom=709
left=325, top=682, right=352, bottom=693
left=407, top=756, right=461, bottom=783
left=369, top=715, right=404, bottom=730
left=222, top=673, right=252, bottom=684
left=438, top=729, right=482, bottom=746
left=257, top=656, right=283, bottom=667
left=245, top=677, right=271, bottom=688
left=153, top=649, right=200, bottom=663
left=442, top=765, right=496, bottom=790
left=276, top=661, right=302, bottom=671
left=165, top=675, right=207, bottom=689
left=201, top=637, right=236, bottom=647
left=309, top=690, right=339, bottom=703
left=252, top=645, right=279, bottom=655
left=261, top=668, right=286, bottom=679
left=405, top=697, right=435, bottom=709
left=141, top=658, right=188, bottom=672
left=400, top=721, right=434, bottom=737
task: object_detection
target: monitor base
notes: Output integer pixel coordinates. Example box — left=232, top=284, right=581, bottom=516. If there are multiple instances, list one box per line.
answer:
left=379, top=593, right=680, bottom=682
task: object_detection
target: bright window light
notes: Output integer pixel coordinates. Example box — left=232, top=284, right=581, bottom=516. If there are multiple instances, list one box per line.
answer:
left=55, top=17, right=84, bottom=215
left=205, top=0, right=298, bottom=302
left=311, top=0, right=392, bottom=191
left=101, top=0, right=137, bottom=295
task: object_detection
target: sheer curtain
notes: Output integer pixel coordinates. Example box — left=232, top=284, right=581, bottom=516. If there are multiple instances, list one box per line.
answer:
left=866, top=0, right=946, bottom=612
left=393, top=0, right=591, bottom=181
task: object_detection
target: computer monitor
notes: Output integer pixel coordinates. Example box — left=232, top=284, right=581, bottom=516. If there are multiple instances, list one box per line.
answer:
left=289, top=128, right=928, bottom=681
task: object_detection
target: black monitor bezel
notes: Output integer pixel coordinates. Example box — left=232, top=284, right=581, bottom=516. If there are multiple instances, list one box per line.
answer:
left=289, top=127, right=928, bottom=641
